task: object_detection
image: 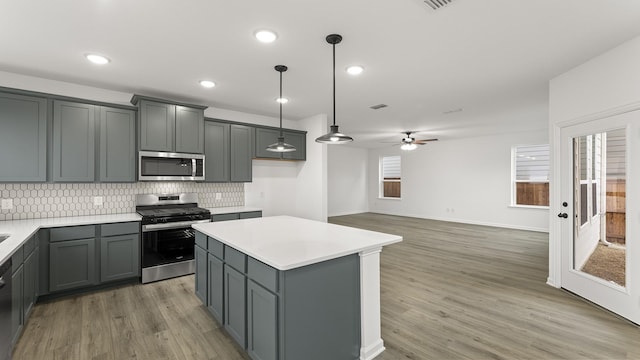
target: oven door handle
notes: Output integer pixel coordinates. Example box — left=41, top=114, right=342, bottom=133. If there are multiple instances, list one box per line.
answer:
left=142, top=219, right=211, bottom=232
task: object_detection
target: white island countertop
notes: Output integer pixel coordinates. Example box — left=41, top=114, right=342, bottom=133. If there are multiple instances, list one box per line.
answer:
left=192, top=215, right=402, bottom=271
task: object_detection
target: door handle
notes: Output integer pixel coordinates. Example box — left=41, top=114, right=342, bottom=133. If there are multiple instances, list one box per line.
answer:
left=557, top=213, right=568, bottom=219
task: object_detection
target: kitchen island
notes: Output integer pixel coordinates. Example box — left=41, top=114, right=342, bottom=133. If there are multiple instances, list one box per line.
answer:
left=192, top=216, right=402, bottom=360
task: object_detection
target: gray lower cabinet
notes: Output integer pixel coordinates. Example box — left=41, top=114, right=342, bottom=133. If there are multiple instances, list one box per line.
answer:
left=224, top=265, right=247, bottom=347
left=10, top=234, right=38, bottom=346
left=52, top=100, right=96, bottom=182
left=100, top=233, right=139, bottom=282
left=212, top=211, right=262, bottom=222
left=0, top=92, right=47, bottom=182
left=11, top=262, right=23, bottom=345
left=207, top=253, right=224, bottom=323
left=49, top=238, right=96, bottom=292
left=194, top=244, right=207, bottom=304
left=204, top=121, right=230, bottom=182
left=247, top=280, right=278, bottom=360
left=99, top=106, right=136, bottom=182
left=22, top=248, right=38, bottom=319
left=239, top=211, right=262, bottom=219
left=230, top=124, right=253, bottom=182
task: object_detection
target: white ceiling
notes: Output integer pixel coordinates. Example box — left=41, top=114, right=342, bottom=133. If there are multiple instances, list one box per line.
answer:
left=2, top=0, right=640, bottom=147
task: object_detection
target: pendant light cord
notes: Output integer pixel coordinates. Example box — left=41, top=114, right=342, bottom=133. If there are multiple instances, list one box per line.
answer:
left=279, top=69, right=283, bottom=137
left=332, top=41, right=336, bottom=127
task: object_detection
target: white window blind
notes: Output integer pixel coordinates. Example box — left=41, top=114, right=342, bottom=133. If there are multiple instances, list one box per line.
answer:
left=515, top=145, right=549, bottom=181
left=382, top=156, right=401, bottom=179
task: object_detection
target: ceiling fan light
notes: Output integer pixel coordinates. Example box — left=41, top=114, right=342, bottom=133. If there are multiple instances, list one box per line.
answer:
left=401, top=143, right=417, bottom=151
left=316, top=125, right=353, bottom=144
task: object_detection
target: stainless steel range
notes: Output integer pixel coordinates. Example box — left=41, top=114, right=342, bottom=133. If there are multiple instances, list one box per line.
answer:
left=136, top=193, right=211, bottom=283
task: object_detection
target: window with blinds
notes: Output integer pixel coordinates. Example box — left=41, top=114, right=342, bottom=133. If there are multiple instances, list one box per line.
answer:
left=513, top=144, right=549, bottom=207
left=380, top=156, right=401, bottom=198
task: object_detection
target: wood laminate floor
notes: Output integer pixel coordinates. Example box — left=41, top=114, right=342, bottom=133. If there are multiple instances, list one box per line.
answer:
left=13, top=213, right=640, bottom=360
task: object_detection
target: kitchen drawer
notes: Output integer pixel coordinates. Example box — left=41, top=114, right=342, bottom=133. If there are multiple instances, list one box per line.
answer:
left=247, top=257, right=278, bottom=293
left=212, top=213, right=240, bottom=222
left=224, top=246, right=246, bottom=273
left=12, top=246, right=24, bottom=271
left=101, top=222, right=139, bottom=237
left=50, top=225, right=96, bottom=242
left=208, top=237, right=224, bottom=259
left=239, top=211, right=262, bottom=219
left=23, top=234, right=36, bottom=255
left=195, top=232, right=207, bottom=248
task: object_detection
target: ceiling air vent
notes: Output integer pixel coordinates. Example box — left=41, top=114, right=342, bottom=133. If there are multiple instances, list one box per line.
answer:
left=370, top=104, right=388, bottom=110
left=424, top=0, right=453, bottom=10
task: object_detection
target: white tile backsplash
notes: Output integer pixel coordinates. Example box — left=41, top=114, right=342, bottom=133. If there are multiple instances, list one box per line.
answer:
left=0, top=182, right=244, bottom=220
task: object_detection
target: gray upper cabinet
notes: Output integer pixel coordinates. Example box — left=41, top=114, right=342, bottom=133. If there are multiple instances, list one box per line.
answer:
left=99, top=107, right=136, bottom=182
left=0, top=92, right=47, bottom=182
left=254, top=126, right=306, bottom=161
left=230, top=124, right=253, bottom=182
left=138, top=100, right=175, bottom=152
left=52, top=101, right=96, bottom=182
left=133, top=96, right=206, bottom=154
left=176, top=106, right=204, bottom=154
left=204, top=121, right=230, bottom=182
left=254, top=127, right=281, bottom=159
left=281, top=131, right=306, bottom=161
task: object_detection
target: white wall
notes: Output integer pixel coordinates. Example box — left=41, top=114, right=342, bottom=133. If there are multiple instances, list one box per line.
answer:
left=368, top=130, right=550, bottom=232
left=246, top=114, right=328, bottom=222
left=327, top=146, right=369, bottom=217
left=548, top=35, right=640, bottom=287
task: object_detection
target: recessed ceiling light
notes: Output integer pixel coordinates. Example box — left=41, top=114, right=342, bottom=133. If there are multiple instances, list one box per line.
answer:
left=199, top=80, right=216, bottom=88
left=346, top=65, right=364, bottom=75
left=85, top=53, right=110, bottom=65
left=255, top=30, right=278, bottom=43
left=276, top=97, right=289, bottom=104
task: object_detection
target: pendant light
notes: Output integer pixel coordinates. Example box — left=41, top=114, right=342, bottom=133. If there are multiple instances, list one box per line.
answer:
left=315, top=34, right=354, bottom=144
left=266, top=65, right=296, bottom=153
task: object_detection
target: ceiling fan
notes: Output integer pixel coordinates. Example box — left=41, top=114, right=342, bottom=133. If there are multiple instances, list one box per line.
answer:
left=394, top=131, right=438, bottom=150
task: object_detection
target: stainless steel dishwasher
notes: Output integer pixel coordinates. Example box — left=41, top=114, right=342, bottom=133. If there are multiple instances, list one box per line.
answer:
left=0, top=258, right=12, bottom=360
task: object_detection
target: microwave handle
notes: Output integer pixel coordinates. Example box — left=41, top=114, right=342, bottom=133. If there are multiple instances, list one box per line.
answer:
left=192, top=158, right=196, bottom=177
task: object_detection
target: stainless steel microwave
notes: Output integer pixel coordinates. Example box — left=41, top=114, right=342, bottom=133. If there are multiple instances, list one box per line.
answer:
left=138, top=151, right=205, bottom=181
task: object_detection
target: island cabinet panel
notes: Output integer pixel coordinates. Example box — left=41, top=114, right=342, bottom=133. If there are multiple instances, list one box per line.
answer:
left=224, top=264, right=247, bottom=347
left=194, top=244, right=207, bottom=304
left=52, top=101, right=96, bottom=182
left=204, top=121, right=230, bottom=182
left=139, top=100, right=175, bottom=152
left=247, top=280, right=278, bottom=360
left=207, top=253, right=224, bottom=323
left=0, top=92, right=47, bottom=182
left=230, top=124, right=253, bottom=182
left=99, top=106, right=136, bottom=182
left=175, top=105, right=204, bottom=154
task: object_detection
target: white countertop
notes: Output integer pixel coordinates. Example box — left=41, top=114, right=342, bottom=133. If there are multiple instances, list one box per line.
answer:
left=0, top=213, right=141, bottom=265
left=208, top=206, right=262, bottom=215
left=192, top=215, right=402, bottom=271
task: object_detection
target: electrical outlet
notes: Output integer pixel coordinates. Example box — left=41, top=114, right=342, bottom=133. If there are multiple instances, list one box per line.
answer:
left=215, top=193, right=222, bottom=201
left=1, top=199, right=13, bottom=210
left=93, top=196, right=103, bottom=206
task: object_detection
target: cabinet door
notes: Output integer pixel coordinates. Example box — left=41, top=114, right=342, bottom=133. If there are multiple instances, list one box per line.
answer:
left=254, top=127, right=281, bottom=159
left=52, top=101, right=96, bottom=182
left=230, top=124, right=253, bottom=182
left=99, top=107, right=136, bottom=182
left=139, top=100, right=175, bottom=152
left=239, top=211, right=262, bottom=219
left=207, top=253, right=224, bottom=323
left=23, top=249, right=37, bottom=319
left=194, top=244, right=207, bottom=304
left=247, top=280, right=278, bottom=360
left=11, top=264, right=24, bottom=345
left=281, top=131, right=306, bottom=161
left=204, top=121, right=230, bottom=182
left=100, top=234, right=140, bottom=282
left=49, top=238, right=96, bottom=292
left=0, top=92, right=47, bottom=182
left=224, top=265, right=246, bottom=347
left=175, top=106, right=204, bottom=154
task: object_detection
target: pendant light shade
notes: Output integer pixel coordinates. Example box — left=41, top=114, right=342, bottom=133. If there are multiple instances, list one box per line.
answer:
left=315, top=34, right=353, bottom=144
left=266, top=65, right=297, bottom=153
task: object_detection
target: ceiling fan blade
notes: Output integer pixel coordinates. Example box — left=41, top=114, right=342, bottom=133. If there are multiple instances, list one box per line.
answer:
left=414, top=138, right=438, bottom=144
